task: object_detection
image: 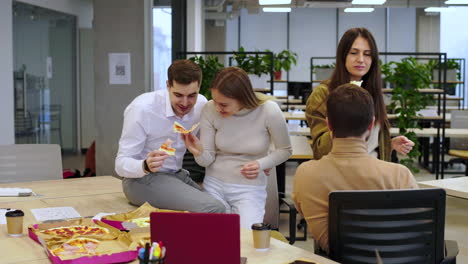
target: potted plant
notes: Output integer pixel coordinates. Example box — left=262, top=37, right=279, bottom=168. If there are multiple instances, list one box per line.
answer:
left=233, top=47, right=271, bottom=89
left=381, top=57, right=433, bottom=172
left=189, top=55, right=224, bottom=100
left=312, top=63, right=335, bottom=82
left=428, top=59, right=460, bottom=95
left=264, top=49, right=298, bottom=80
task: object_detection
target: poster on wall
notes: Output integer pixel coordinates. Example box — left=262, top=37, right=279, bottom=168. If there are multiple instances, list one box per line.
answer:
left=109, top=53, right=131, bottom=85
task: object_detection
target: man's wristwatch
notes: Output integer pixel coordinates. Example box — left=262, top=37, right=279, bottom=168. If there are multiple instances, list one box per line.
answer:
left=143, top=159, right=150, bottom=174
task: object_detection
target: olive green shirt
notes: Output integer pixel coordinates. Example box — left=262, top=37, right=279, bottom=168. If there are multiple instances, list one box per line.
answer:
left=305, top=82, right=392, bottom=161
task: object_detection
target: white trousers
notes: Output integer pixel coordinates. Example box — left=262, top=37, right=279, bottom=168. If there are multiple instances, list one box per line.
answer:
left=203, top=176, right=267, bottom=229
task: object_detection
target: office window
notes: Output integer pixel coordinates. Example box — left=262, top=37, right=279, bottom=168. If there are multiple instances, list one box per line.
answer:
left=441, top=7, right=468, bottom=107
left=153, top=7, right=172, bottom=90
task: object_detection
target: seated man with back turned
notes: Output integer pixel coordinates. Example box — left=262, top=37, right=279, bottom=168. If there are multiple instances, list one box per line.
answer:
left=293, top=83, right=418, bottom=254
left=115, top=59, right=225, bottom=213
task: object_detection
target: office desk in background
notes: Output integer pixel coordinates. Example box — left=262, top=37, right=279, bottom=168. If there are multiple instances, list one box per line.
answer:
left=419, top=177, right=468, bottom=199
left=0, top=177, right=336, bottom=264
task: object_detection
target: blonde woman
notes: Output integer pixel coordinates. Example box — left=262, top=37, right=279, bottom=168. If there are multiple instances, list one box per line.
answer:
left=182, top=67, right=292, bottom=228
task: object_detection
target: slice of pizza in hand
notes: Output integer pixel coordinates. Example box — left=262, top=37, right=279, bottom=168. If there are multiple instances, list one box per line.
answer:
left=159, top=138, right=176, bottom=156
left=173, top=121, right=200, bottom=134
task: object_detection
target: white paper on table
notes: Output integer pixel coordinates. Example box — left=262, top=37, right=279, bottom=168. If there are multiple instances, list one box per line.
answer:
left=30, top=207, right=81, bottom=222
left=109, top=53, right=131, bottom=85
left=0, top=208, right=16, bottom=224
left=92, top=212, right=116, bottom=221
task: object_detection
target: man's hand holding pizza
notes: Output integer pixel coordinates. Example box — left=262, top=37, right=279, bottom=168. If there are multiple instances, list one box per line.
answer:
left=144, top=150, right=168, bottom=173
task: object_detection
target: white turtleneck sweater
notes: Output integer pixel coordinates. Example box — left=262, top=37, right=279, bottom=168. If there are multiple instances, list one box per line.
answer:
left=195, top=100, right=292, bottom=186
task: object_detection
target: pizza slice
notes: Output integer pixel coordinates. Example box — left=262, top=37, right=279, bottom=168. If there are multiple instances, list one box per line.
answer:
left=173, top=121, right=200, bottom=134
left=158, top=138, right=176, bottom=156
left=51, top=237, right=100, bottom=257
left=40, top=225, right=109, bottom=238
left=129, top=217, right=150, bottom=227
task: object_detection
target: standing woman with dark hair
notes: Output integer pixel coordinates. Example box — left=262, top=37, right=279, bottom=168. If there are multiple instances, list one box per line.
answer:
left=182, top=67, right=292, bottom=228
left=306, top=27, right=414, bottom=161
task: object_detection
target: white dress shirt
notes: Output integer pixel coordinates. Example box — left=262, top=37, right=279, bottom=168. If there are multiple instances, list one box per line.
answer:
left=115, top=89, right=207, bottom=178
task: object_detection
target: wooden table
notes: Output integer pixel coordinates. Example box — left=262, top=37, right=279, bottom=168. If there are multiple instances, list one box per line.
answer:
left=0, top=177, right=337, bottom=264
left=289, top=126, right=468, bottom=139
left=419, top=177, right=468, bottom=199
left=283, top=112, right=306, bottom=121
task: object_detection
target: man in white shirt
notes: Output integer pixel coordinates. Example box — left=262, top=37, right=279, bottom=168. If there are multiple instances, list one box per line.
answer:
left=115, top=60, right=225, bottom=213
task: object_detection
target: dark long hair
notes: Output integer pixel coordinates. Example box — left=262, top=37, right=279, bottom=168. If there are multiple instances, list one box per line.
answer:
left=328, top=27, right=388, bottom=130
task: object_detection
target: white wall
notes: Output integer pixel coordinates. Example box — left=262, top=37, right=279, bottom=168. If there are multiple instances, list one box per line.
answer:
left=290, top=8, right=337, bottom=82
left=225, top=7, right=419, bottom=82
left=0, top=0, right=14, bottom=145
left=417, top=9, right=440, bottom=52
left=388, top=8, right=416, bottom=53
left=338, top=8, right=386, bottom=51
left=240, top=8, right=287, bottom=52
left=441, top=7, right=468, bottom=106
left=187, top=0, right=204, bottom=52
left=17, top=0, right=93, bottom=28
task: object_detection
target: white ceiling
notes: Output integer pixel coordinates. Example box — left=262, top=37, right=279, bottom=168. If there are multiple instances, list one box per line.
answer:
left=205, top=0, right=467, bottom=14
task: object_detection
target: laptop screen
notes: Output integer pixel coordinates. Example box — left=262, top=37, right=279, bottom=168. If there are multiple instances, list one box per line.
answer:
left=150, top=212, right=241, bottom=264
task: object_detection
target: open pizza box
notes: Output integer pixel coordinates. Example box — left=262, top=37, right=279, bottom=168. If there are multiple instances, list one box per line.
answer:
left=28, top=218, right=138, bottom=264
left=100, top=202, right=186, bottom=230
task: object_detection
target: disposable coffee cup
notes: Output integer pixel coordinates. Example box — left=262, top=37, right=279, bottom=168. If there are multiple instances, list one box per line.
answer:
left=5, top=210, right=24, bottom=237
left=251, top=223, right=271, bottom=251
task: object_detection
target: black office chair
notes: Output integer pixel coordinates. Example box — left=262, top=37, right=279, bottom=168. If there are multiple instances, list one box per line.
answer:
left=329, top=189, right=458, bottom=264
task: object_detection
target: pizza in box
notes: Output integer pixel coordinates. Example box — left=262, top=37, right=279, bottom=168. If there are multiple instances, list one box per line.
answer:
left=28, top=219, right=138, bottom=263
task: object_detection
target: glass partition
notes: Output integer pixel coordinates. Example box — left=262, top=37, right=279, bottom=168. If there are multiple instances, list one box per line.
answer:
left=13, top=1, right=77, bottom=151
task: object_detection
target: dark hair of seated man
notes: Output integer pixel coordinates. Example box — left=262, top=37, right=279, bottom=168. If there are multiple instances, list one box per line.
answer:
left=326, top=83, right=375, bottom=138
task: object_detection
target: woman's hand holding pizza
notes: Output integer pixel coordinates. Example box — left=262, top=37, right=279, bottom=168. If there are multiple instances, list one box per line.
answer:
left=145, top=150, right=168, bottom=173
left=181, top=133, right=203, bottom=157
left=241, top=161, right=260, bottom=179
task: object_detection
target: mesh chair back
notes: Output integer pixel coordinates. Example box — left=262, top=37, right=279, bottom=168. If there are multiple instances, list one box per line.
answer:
left=0, top=144, right=62, bottom=183
left=329, top=189, right=446, bottom=264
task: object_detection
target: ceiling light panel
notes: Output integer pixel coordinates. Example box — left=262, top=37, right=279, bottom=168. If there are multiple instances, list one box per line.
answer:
left=445, top=0, right=468, bottom=4
left=344, top=7, right=375, bottom=12
left=263, top=7, right=292, bottom=12
left=352, top=0, right=386, bottom=5
left=259, top=0, right=291, bottom=5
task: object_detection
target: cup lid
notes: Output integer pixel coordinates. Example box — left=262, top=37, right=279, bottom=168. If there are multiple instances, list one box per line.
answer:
left=5, top=210, right=24, bottom=217
left=251, top=223, right=270, bottom=231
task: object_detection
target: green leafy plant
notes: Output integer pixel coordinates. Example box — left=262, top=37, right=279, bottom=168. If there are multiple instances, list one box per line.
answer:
left=381, top=57, right=434, bottom=172
left=232, top=47, right=270, bottom=77
left=189, top=55, right=224, bottom=100
left=264, top=49, right=298, bottom=72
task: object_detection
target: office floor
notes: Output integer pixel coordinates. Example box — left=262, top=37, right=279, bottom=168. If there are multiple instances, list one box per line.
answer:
left=63, top=153, right=468, bottom=262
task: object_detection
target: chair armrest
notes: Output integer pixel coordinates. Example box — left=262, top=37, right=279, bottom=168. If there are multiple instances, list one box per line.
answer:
left=279, top=194, right=297, bottom=214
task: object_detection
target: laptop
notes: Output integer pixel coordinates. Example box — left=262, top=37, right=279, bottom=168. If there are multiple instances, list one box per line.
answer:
left=150, top=212, right=241, bottom=264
